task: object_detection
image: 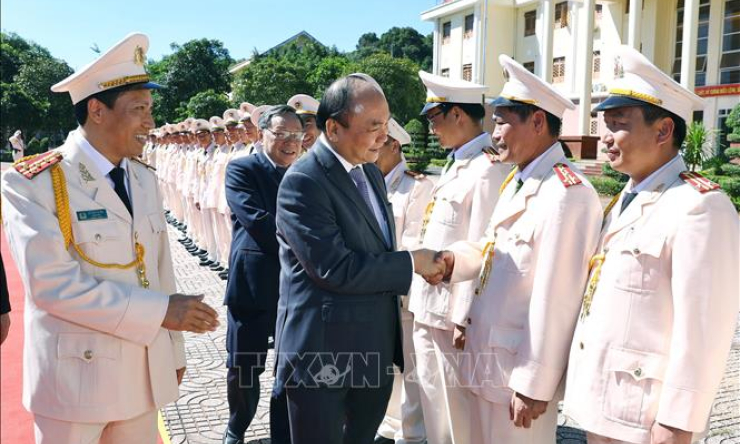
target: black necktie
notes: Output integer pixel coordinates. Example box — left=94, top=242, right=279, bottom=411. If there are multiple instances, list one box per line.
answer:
left=109, top=167, right=132, bottom=215
left=515, top=178, right=524, bottom=193
left=276, top=166, right=288, bottom=178
left=620, top=191, right=638, bottom=214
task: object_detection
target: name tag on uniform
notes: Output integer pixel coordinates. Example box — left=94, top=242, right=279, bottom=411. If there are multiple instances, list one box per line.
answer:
left=76, top=209, right=108, bottom=221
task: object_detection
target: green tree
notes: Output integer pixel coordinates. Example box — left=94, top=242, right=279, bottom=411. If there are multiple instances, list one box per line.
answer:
left=1, top=32, right=75, bottom=144
left=231, top=57, right=311, bottom=105
left=308, top=56, right=351, bottom=98
left=178, top=89, right=232, bottom=121
left=148, top=39, right=234, bottom=124
left=681, top=121, right=716, bottom=171
left=353, top=53, right=425, bottom=124
left=726, top=103, right=740, bottom=143
left=352, top=28, right=433, bottom=71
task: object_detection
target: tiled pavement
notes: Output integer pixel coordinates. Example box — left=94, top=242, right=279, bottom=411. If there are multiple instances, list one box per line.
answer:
left=161, top=224, right=740, bottom=444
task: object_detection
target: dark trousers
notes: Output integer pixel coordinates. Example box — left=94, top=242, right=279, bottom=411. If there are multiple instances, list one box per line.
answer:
left=285, top=383, right=394, bottom=444
left=226, top=308, right=290, bottom=442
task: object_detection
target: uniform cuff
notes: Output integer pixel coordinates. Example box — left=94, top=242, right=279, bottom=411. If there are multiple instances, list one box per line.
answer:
left=508, top=359, right=563, bottom=402
left=113, top=287, right=170, bottom=346
left=656, top=386, right=713, bottom=433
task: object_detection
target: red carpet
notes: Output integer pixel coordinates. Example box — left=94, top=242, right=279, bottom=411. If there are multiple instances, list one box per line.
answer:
left=1, top=229, right=33, bottom=443
left=0, top=229, right=166, bottom=444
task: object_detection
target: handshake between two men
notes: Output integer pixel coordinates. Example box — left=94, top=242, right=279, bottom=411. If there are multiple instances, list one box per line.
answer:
left=410, top=249, right=455, bottom=286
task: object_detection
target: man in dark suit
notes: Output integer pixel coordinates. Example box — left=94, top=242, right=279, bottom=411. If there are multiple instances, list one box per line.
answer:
left=223, top=105, right=304, bottom=444
left=274, top=74, right=446, bottom=444
left=1, top=253, right=11, bottom=346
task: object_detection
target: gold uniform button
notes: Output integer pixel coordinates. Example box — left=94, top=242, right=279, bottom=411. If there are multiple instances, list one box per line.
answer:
left=633, top=367, right=642, bottom=377
left=632, top=248, right=641, bottom=255
left=579, top=342, right=584, bottom=350
left=94, top=234, right=102, bottom=242
left=83, top=350, right=93, bottom=360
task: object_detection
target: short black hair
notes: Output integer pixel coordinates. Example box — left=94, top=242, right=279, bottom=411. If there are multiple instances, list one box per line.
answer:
left=258, top=105, right=304, bottom=130
left=440, top=102, right=486, bottom=122
left=316, top=75, right=383, bottom=132
left=73, top=82, right=149, bottom=126
left=638, top=104, right=686, bottom=150
left=500, top=104, right=562, bottom=138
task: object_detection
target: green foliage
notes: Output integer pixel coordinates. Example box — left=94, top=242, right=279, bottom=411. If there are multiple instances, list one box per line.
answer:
left=720, top=163, right=740, bottom=177
left=353, top=53, right=425, bottom=125
left=406, top=161, right=429, bottom=173
left=232, top=57, right=311, bottom=106
left=588, top=176, right=624, bottom=196
left=429, top=158, right=448, bottom=167
left=178, top=90, right=232, bottom=121
left=703, top=156, right=727, bottom=175
left=717, top=177, right=740, bottom=197
left=404, top=118, right=426, bottom=150
left=1, top=32, right=75, bottom=142
left=601, top=162, right=628, bottom=182
left=726, top=103, right=740, bottom=143
left=353, top=27, right=432, bottom=71
left=725, top=147, right=740, bottom=160
left=149, top=39, right=234, bottom=124
left=308, top=56, right=351, bottom=98
left=681, top=121, right=716, bottom=171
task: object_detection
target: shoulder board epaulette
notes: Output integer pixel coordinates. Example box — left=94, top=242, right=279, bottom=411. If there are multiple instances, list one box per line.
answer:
left=553, top=163, right=582, bottom=187
left=404, top=170, right=425, bottom=179
left=482, top=146, right=499, bottom=163
left=13, top=151, right=63, bottom=179
left=679, top=171, right=719, bottom=193
left=131, top=156, right=156, bottom=171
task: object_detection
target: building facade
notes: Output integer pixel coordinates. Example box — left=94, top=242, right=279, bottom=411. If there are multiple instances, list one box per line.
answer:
left=421, top=0, right=740, bottom=159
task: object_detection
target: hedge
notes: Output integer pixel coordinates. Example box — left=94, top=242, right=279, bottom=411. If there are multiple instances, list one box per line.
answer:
left=587, top=176, right=624, bottom=196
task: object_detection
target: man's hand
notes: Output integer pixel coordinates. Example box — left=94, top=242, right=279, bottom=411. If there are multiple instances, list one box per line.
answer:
left=509, top=392, right=548, bottom=428
left=650, top=422, right=692, bottom=444
left=453, top=324, right=466, bottom=350
left=0, top=313, right=10, bottom=346
left=435, top=250, right=454, bottom=282
left=411, top=249, right=446, bottom=284
left=162, top=294, right=219, bottom=333
left=176, top=367, right=186, bottom=385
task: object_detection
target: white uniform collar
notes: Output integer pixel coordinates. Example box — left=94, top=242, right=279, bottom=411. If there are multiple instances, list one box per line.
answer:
left=624, top=155, right=682, bottom=194
left=452, top=132, right=491, bottom=161
left=74, top=129, right=129, bottom=179
left=515, top=141, right=559, bottom=183
left=384, top=159, right=407, bottom=189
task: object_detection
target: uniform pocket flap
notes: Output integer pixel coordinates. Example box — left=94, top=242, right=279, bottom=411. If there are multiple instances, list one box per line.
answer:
left=488, top=326, right=523, bottom=353
left=57, top=332, right=121, bottom=361
left=620, top=235, right=666, bottom=258
left=606, top=348, right=667, bottom=381
left=72, top=220, right=123, bottom=244
left=148, top=213, right=167, bottom=233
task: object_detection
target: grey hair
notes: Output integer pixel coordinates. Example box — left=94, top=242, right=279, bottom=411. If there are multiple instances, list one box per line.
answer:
left=258, top=105, right=304, bottom=130
left=316, top=73, right=386, bottom=132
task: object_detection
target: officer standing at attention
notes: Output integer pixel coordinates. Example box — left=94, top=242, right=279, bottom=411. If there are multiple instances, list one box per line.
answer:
left=1, top=33, right=219, bottom=444
left=563, top=45, right=739, bottom=444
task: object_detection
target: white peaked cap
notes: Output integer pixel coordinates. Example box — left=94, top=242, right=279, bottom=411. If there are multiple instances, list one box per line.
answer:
left=387, top=118, right=411, bottom=146
left=593, top=45, right=704, bottom=123
left=288, top=94, right=320, bottom=115
left=491, top=54, right=575, bottom=119
left=51, top=32, right=161, bottom=104
left=418, top=70, right=488, bottom=114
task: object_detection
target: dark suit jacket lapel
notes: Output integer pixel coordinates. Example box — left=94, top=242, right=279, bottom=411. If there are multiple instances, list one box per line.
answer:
left=314, top=142, right=388, bottom=248
left=256, top=152, right=282, bottom=188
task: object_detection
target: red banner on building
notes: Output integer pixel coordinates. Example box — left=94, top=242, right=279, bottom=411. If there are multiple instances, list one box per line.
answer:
left=694, top=84, right=740, bottom=97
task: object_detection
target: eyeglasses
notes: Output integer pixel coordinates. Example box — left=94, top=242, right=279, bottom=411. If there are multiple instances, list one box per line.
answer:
left=426, top=108, right=447, bottom=124
left=265, top=128, right=305, bottom=142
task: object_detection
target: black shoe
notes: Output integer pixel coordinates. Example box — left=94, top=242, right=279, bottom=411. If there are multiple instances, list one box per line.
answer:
left=222, top=429, right=244, bottom=444
left=218, top=271, right=229, bottom=280
left=181, top=239, right=193, bottom=246
left=210, top=263, right=224, bottom=271
left=200, top=259, right=214, bottom=267
left=197, top=252, right=210, bottom=259
left=373, top=435, right=394, bottom=444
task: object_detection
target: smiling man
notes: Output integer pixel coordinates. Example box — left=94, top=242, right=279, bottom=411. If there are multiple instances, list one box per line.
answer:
left=563, top=46, right=739, bottom=444
left=1, top=33, right=219, bottom=444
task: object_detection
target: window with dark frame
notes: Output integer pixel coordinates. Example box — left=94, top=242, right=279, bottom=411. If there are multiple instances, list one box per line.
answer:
left=555, top=2, right=569, bottom=28
left=525, top=10, right=537, bottom=37
left=441, top=68, right=450, bottom=78
left=464, top=14, right=474, bottom=39
left=593, top=50, right=601, bottom=79
left=462, top=64, right=472, bottom=81
left=523, top=61, right=535, bottom=73
left=442, top=21, right=452, bottom=44
left=672, top=0, right=711, bottom=87
left=720, top=0, right=740, bottom=84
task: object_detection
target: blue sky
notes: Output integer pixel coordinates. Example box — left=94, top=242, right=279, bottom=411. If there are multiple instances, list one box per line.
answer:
left=1, top=0, right=435, bottom=70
